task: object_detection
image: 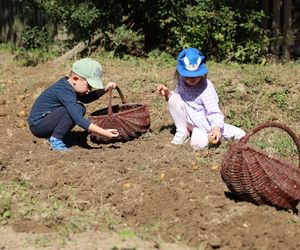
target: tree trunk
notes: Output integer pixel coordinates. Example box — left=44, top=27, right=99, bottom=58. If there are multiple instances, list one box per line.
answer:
left=0, top=0, right=17, bottom=42
left=271, top=0, right=281, bottom=57
left=282, top=0, right=292, bottom=59
left=52, top=32, right=104, bottom=64
left=261, top=0, right=270, bottom=30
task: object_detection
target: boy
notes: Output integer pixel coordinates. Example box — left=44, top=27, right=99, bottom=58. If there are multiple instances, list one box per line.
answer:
left=28, top=58, right=119, bottom=151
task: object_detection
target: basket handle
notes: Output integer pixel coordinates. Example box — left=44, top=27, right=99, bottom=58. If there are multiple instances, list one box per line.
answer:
left=240, top=121, right=300, bottom=167
left=107, top=86, right=127, bottom=115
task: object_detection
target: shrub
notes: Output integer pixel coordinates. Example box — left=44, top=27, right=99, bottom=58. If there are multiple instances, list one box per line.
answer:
left=20, top=27, right=49, bottom=51
left=106, top=25, right=145, bottom=57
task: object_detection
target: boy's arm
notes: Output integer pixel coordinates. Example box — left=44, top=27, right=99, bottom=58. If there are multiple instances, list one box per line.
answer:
left=88, top=123, right=119, bottom=138
left=95, top=89, right=106, bottom=98
left=78, top=91, right=99, bottom=103
left=95, top=81, right=118, bottom=98
left=78, top=82, right=118, bottom=103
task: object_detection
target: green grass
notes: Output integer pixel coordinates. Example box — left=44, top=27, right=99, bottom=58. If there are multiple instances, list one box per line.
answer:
left=13, top=50, right=57, bottom=66
left=248, top=129, right=299, bottom=164
left=118, top=229, right=136, bottom=240
left=0, top=42, right=17, bottom=52
left=0, top=180, right=135, bottom=247
left=0, top=83, right=6, bottom=95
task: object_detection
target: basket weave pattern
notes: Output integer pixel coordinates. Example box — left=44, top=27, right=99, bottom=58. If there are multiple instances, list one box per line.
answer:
left=220, top=122, right=300, bottom=210
left=89, top=86, right=150, bottom=143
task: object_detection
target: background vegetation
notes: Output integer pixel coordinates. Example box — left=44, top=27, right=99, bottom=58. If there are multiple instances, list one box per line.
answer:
left=0, top=0, right=300, bottom=245
left=5, top=0, right=270, bottom=63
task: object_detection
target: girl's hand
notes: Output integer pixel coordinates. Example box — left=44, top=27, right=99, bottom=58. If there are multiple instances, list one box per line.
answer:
left=105, top=82, right=117, bottom=91
left=156, top=85, right=170, bottom=99
left=208, top=127, right=221, bottom=144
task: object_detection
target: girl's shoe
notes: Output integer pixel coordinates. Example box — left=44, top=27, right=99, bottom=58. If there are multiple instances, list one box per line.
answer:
left=171, top=132, right=190, bottom=145
left=49, top=136, right=72, bottom=151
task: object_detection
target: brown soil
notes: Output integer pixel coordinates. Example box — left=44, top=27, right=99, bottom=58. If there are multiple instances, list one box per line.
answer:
left=1, top=52, right=300, bottom=250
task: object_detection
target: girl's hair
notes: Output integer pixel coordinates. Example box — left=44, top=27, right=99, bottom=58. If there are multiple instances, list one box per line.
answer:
left=174, top=70, right=180, bottom=82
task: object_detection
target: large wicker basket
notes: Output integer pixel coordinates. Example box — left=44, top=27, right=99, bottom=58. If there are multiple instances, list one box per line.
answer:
left=88, top=86, right=150, bottom=143
left=220, top=121, right=300, bottom=210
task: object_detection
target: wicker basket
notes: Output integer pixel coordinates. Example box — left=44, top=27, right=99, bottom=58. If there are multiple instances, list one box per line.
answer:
left=88, top=86, right=150, bottom=143
left=220, top=121, right=300, bottom=210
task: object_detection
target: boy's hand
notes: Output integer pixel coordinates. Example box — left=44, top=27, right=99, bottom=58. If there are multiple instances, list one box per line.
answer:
left=208, top=127, right=221, bottom=144
left=88, top=124, right=119, bottom=138
left=105, top=82, right=117, bottom=92
left=156, top=85, right=170, bottom=99
left=105, top=129, right=119, bottom=138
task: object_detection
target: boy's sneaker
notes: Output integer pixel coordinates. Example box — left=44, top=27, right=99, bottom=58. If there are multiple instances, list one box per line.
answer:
left=49, top=136, right=72, bottom=151
left=171, top=132, right=190, bottom=145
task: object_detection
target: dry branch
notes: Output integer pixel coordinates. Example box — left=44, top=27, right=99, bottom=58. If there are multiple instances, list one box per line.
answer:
left=52, top=32, right=104, bottom=63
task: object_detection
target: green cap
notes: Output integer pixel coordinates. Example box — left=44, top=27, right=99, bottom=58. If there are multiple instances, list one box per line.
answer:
left=71, top=58, right=103, bottom=89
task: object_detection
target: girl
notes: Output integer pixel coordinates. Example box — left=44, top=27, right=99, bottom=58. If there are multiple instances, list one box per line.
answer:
left=156, top=48, right=245, bottom=150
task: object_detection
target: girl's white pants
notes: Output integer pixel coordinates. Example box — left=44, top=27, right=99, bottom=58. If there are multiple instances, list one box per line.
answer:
left=168, top=93, right=246, bottom=150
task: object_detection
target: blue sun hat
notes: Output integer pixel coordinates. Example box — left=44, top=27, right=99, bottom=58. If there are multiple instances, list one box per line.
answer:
left=177, top=48, right=208, bottom=77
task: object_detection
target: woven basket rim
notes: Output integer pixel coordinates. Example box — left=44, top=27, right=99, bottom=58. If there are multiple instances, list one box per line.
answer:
left=234, top=142, right=300, bottom=170
left=89, top=102, right=148, bottom=118
left=227, top=141, right=298, bottom=170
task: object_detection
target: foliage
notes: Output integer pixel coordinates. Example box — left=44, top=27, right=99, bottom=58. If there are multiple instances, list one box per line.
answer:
left=11, top=0, right=270, bottom=63
left=233, top=10, right=269, bottom=63
left=112, top=0, right=269, bottom=62
left=106, top=25, right=145, bottom=57
left=0, top=42, right=17, bottom=52
left=33, top=0, right=103, bottom=41
left=20, top=27, right=49, bottom=51
left=148, top=49, right=175, bottom=66
left=169, top=0, right=269, bottom=62
left=178, top=4, right=238, bottom=61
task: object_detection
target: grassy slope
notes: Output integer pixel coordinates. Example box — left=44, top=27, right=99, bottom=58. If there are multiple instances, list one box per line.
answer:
left=1, top=50, right=300, bottom=248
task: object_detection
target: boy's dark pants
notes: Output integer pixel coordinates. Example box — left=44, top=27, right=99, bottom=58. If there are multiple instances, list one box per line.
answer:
left=29, top=105, right=86, bottom=140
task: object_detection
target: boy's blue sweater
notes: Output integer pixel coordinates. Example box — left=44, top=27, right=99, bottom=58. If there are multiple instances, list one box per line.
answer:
left=28, top=77, right=99, bottom=130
